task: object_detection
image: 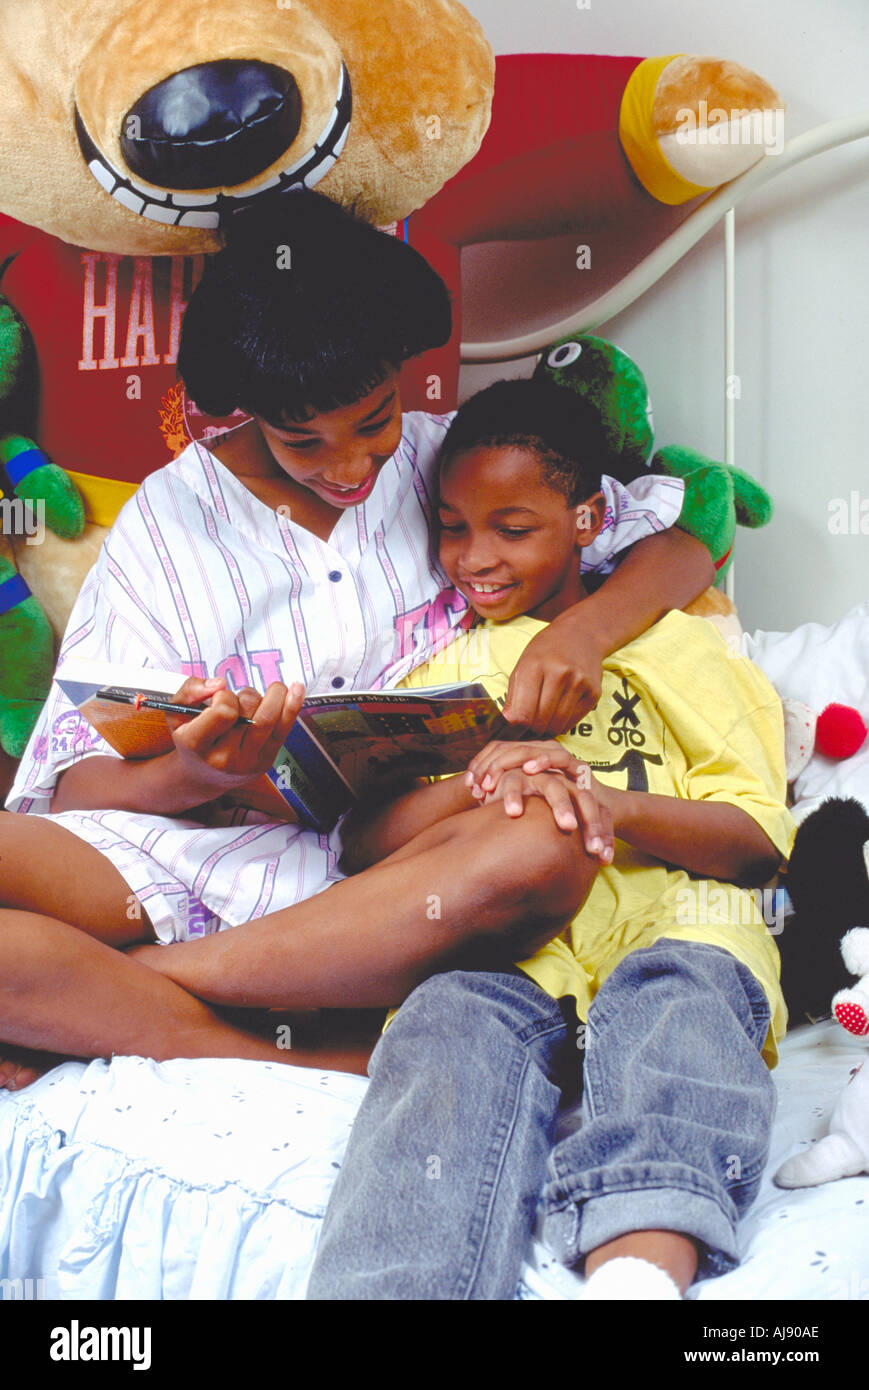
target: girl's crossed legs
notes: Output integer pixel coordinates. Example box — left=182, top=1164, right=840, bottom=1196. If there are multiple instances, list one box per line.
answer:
left=0, top=800, right=597, bottom=1088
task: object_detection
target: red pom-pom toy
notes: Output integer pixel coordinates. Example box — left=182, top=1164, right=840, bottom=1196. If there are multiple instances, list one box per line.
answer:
left=815, top=703, right=869, bottom=760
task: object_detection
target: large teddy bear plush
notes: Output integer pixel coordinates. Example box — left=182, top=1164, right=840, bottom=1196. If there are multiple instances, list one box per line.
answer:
left=0, top=0, right=783, bottom=779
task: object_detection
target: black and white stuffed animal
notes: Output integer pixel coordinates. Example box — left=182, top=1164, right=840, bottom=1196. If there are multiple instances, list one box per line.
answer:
left=780, top=798, right=869, bottom=1025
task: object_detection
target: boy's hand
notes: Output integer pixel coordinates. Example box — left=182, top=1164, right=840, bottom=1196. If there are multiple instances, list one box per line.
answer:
left=166, top=677, right=305, bottom=800
left=467, top=741, right=615, bottom=863
left=502, top=622, right=605, bottom=734
left=467, top=739, right=587, bottom=792
left=481, top=768, right=614, bottom=862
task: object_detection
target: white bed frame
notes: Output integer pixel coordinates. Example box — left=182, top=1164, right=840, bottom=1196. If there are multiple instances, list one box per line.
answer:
left=461, top=113, right=869, bottom=602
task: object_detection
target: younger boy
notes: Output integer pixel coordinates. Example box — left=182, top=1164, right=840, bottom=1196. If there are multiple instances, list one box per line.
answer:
left=307, top=377, right=794, bottom=1300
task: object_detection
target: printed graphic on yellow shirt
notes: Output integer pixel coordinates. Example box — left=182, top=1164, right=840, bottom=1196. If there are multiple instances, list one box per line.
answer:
left=568, top=674, right=665, bottom=793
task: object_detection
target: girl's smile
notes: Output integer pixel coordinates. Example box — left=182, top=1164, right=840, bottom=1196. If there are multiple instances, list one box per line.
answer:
left=314, top=471, right=380, bottom=505
left=255, top=372, right=403, bottom=511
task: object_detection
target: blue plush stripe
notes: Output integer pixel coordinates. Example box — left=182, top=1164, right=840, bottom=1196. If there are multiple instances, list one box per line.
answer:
left=0, top=572, right=30, bottom=614
left=4, top=448, right=47, bottom=486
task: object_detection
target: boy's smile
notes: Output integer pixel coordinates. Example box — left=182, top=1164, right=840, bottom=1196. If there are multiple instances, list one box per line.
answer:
left=437, top=445, right=605, bottom=624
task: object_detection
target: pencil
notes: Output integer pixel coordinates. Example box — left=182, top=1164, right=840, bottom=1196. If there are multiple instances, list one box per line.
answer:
left=96, top=689, right=257, bottom=725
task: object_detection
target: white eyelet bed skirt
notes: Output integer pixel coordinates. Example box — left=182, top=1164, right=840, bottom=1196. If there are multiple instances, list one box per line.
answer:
left=0, top=1020, right=866, bottom=1301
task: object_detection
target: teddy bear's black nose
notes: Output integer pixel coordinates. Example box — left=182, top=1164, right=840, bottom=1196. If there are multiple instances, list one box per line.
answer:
left=122, top=60, right=303, bottom=190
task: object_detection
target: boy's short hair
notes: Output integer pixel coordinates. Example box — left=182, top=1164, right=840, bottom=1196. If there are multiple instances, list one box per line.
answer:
left=439, top=378, right=612, bottom=505
left=178, top=192, right=451, bottom=422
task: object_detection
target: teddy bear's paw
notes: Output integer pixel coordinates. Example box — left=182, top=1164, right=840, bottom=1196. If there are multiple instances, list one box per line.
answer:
left=833, top=988, right=869, bottom=1037
left=841, top=926, right=869, bottom=978
left=623, top=56, right=785, bottom=204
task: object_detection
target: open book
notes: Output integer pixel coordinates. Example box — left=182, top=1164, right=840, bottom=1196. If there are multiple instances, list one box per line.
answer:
left=56, top=659, right=511, bottom=831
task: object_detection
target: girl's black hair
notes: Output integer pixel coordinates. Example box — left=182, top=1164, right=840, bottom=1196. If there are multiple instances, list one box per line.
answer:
left=177, top=192, right=452, bottom=422
left=439, top=377, right=612, bottom=505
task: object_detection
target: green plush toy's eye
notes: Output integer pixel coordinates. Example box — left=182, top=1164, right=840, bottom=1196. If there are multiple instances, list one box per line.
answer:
left=547, top=341, right=583, bottom=369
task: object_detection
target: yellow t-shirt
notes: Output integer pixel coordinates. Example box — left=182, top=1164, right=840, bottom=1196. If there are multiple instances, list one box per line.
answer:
left=399, top=611, right=795, bottom=1066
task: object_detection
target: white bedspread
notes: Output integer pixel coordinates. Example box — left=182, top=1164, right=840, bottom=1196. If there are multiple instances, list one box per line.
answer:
left=1, top=1019, right=865, bottom=1301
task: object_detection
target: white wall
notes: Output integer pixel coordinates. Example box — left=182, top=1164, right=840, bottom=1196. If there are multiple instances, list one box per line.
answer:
left=457, top=0, right=869, bottom=634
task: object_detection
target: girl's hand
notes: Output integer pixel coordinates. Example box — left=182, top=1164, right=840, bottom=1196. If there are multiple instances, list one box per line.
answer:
left=479, top=765, right=615, bottom=863
left=502, top=623, right=605, bottom=735
left=166, top=676, right=305, bottom=799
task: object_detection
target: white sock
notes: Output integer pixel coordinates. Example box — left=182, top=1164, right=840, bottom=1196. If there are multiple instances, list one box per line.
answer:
left=581, top=1255, right=682, bottom=1300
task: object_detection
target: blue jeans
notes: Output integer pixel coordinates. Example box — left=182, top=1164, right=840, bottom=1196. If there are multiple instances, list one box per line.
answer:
left=306, top=940, right=775, bottom=1300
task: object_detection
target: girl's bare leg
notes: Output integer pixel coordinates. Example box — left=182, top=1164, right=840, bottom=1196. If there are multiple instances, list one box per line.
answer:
left=1, top=802, right=594, bottom=1083
left=0, top=811, right=378, bottom=1085
left=132, top=800, right=597, bottom=1009
left=0, top=907, right=381, bottom=1086
left=0, top=810, right=157, bottom=946
left=0, top=809, right=157, bottom=1086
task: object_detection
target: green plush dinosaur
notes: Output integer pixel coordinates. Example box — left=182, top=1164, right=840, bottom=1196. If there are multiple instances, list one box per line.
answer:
left=535, top=334, right=773, bottom=578
left=0, top=293, right=85, bottom=757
